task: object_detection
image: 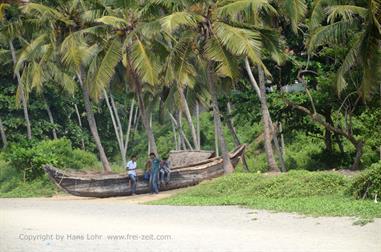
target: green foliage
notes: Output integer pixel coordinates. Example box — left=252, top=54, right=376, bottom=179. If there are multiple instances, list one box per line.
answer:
left=151, top=170, right=381, bottom=219
left=0, top=155, right=57, bottom=197
left=4, top=138, right=99, bottom=181
left=348, top=161, right=381, bottom=200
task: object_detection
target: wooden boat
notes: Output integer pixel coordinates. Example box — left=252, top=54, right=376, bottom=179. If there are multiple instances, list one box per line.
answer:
left=43, top=145, right=246, bottom=198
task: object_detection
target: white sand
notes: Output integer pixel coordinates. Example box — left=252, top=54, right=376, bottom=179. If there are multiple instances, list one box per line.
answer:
left=1, top=195, right=380, bottom=252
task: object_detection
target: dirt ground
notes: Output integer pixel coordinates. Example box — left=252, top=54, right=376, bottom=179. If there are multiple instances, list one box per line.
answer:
left=1, top=193, right=380, bottom=252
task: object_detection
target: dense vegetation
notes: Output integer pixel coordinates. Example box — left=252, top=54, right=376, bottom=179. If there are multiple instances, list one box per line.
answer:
left=151, top=170, right=381, bottom=221
left=0, top=0, right=380, bottom=205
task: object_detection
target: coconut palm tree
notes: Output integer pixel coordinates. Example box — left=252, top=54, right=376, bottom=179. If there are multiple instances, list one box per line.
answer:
left=151, top=0, right=277, bottom=173
left=19, top=1, right=117, bottom=172
left=308, top=0, right=381, bottom=98
left=0, top=2, right=32, bottom=140
left=94, top=1, right=166, bottom=156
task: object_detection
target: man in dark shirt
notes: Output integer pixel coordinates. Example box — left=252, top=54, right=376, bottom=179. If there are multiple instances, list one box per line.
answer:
left=149, top=152, right=160, bottom=194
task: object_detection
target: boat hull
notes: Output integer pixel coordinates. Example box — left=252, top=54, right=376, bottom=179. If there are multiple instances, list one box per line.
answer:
left=44, top=145, right=245, bottom=198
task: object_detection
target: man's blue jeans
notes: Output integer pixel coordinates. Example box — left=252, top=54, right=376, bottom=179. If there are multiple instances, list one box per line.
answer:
left=149, top=171, right=159, bottom=193
left=128, top=174, right=137, bottom=195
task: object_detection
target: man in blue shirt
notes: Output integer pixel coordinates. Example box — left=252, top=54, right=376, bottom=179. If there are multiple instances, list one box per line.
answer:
left=149, top=152, right=160, bottom=194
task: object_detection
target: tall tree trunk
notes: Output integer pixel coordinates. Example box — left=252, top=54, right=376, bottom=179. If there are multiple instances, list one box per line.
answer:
left=77, top=72, right=111, bottom=173
left=179, top=87, right=199, bottom=150
left=207, top=63, right=234, bottom=174
left=171, top=118, right=179, bottom=150
left=44, top=100, right=57, bottom=140
left=148, top=113, right=153, bottom=155
left=177, top=111, right=186, bottom=150
left=74, top=103, right=85, bottom=150
left=9, top=40, right=32, bottom=140
left=103, top=89, right=124, bottom=165
left=323, top=108, right=333, bottom=153
left=214, top=124, right=219, bottom=156
left=279, top=122, right=286, bottom=158
left=245, top=58, right=279, bottom=172
left=130, top=68, right=158, bottom=156
left=123, top=99, right=135, bottom=160
left=169, top=112, right=192, bottom=150
left=226, top=102, right=249, bottom=172
left=0, top=116, right=7, bottom=149
left=196, top=101, right=200, bottom=148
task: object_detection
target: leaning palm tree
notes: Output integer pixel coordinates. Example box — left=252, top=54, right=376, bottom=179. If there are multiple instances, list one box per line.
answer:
left=95, top=2, right=168, bottom=156
left=151, top=0, right=274, bottom=173
left=217, top=0, right=309, bottom=172
left=308, top=0, right=381, bottom=98
left=20, top=1, right=115, bottom=172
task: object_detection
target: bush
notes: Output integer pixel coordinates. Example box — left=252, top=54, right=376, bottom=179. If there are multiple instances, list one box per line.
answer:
left=4, top=139, right=99, bottom=181
left=348, top=161, right=381, bottom=200
left=176, top=170, right=349, bottom=199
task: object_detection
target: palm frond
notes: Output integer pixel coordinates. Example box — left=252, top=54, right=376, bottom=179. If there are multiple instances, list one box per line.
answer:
left=281, top=0, right=307, bottom=33
left=205, top=37, right=238, bottom=79
left=60, top=33, right=84, bottom=71
left=15, top=34, right=48, bottom=74
left=257, top=27, right=286, bottom=65
left=307, top=19, right=358, bottom=53
left=30, top=61, right=45, bottom=94
left=159, top=11, right=201, bottom=34
left=309, top=0, right=333, bottom=30
left=326, top=5, right=367, bottom=24
left=217, top=0, right=278, bottom=21
left=213, top=21, right=268, bottom=74
left=21, top=3, right=74, bottom=25
left=46, top=62, right=77, bottom=94
left=93, top=39, right=122, bottom=99
left=130, top=36, right=160, bottom=85
left=96, top=15, right=129, bottom=29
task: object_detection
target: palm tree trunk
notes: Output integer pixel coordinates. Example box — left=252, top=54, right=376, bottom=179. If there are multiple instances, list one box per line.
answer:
left=123, top=99, right=135, bottom=160
left=258, top=66, right=281, bottom=172
left=44, top=101, right=57, bottom=140
left=226, top=102, right=249, bottom=172
left=196, top=101, right=200, bottom=147
left=169, top=112, right=192, bottom=150
left=77, top=72, right=111, bottom=173
left=9, top=40, right=32, bottom=140
left=207, top=64, right=234, bottom=173
left=103, top=90, right=124, bottom=165
left=148, top=113, right=153, bottom=155
left=131, top=70, right=158, bottom=156
left=179, top=87, right=199, bottom=150
left=171, top=119, right=179, bottom=150
left=214, top=125, right=219, bottom=156
left=177, top=111, right=185, bottom=150
left=0, top=116, right=7, bottom=149
left=244, top=58, right=279, bottom=172
left=74, top=103, right=85, bottom=150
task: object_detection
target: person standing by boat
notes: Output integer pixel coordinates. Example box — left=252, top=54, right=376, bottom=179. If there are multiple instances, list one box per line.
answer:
left=126, top=155, right=138, bottom=196
left=149, top=152, right=160, bottom=194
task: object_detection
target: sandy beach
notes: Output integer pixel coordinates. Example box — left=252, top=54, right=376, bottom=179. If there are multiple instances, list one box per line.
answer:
left=1, top=194, right=380, bottom=252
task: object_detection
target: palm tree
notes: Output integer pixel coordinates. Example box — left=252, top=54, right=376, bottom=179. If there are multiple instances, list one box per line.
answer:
left=0, top=2, right=32, bottom=140
left=308, top=0, right=381, bottom=98
left=94, top=1, right=174, bottom=156
left=152, top=0, right=277, bottom=173
left=20, top=1, right=116, bottom=172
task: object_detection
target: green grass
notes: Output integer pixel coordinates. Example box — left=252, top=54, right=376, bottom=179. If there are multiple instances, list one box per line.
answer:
left=0, top=157, right=57, bottom=198
left=149, top=171, right=381, bottom=220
